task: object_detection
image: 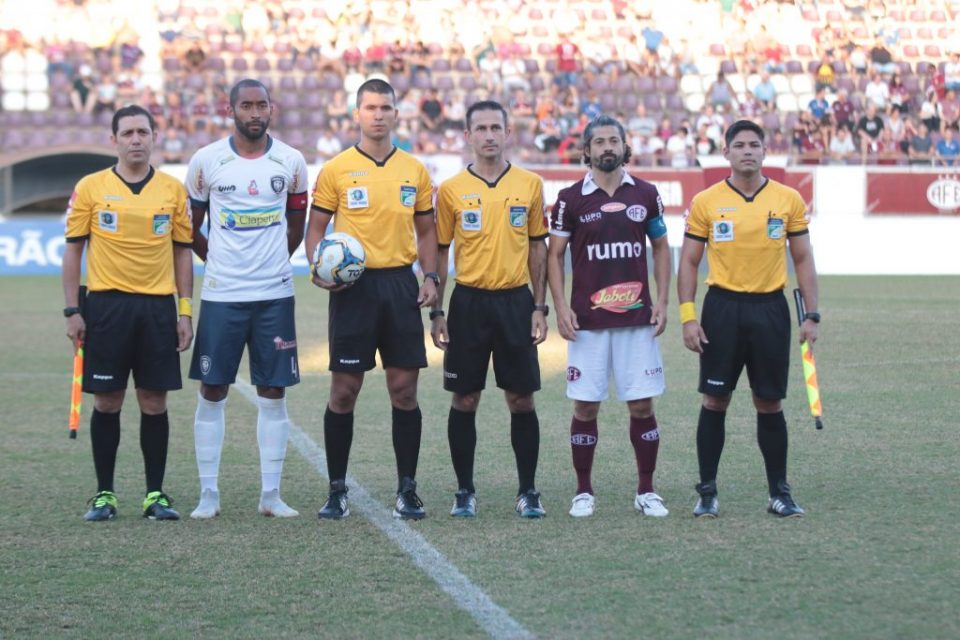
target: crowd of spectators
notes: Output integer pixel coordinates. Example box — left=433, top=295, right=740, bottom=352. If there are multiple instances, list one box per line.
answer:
left=1, top=0, right=959, bottom=166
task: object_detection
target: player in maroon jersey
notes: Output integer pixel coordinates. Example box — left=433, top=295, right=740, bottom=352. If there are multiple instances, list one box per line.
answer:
left=547, top=115, right=672, bottom=518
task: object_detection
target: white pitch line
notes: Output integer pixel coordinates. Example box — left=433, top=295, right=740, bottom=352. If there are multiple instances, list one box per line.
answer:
left=234, top=379, right=534, bottom=640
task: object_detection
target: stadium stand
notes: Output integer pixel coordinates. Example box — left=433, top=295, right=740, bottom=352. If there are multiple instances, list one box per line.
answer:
left=1, top=0, right=959, bottom=166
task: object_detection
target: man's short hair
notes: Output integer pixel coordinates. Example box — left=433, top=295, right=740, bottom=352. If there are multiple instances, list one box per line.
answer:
left=465, top=100, right=508, bottom=129
left=724, top=119, right=766, bottom=146
left=112, top=105, right=156, bottom=136
left=356, top=78, right=396, bottom=106
left=229, top=78, right=270, bottom=108
left=582, top=114, right=632, bottom=167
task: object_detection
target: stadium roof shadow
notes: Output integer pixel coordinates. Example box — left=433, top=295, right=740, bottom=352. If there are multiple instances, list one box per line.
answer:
left=0, top=147, right=116, bottom=214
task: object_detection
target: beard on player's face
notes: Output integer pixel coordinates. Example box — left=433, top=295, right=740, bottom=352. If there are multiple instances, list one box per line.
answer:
left=235, top=115, right=270, bottom=141
left=594, top=152, right=622, bottom=173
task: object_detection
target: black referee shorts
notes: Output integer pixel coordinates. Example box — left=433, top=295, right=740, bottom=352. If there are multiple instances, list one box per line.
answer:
left=443, top=284, right=541, bottom=395
left=328, top=266, right=427, bottom=372
left=83, top=290, right=181, bottom=393
left=698, top=287, right=790, bottom=400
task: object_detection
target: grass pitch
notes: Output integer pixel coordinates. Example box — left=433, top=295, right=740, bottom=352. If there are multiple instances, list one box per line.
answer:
left=1, top=275, right=958, bottom=639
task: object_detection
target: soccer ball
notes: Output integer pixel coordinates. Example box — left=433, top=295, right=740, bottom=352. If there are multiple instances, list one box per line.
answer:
left=312, top=232, right=366, bottom=285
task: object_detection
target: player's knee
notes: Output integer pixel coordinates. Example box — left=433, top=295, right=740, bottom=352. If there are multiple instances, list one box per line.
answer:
left=452, top=392, right=481, bottom=413
left=752, top=395, right=782, bottom=414
left=505, top=392, right=534, bottom=414
left=200, top=384, right=229, bottom=402
left=136, top=389, right=168, bottom=415
left=573, top=401, right=601, bottom=421
left=702, top=394, right=731, bottom=412
left=627, top=398, right=653, bottom=419
left=93, top=390, right=125, bottom=413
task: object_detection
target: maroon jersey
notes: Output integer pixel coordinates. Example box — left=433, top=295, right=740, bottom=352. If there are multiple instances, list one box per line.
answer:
left=550, top=171, right=664, bottom=330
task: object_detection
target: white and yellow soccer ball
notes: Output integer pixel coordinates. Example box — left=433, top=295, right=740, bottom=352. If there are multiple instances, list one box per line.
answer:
left=312, top=232, right=366, bottom=285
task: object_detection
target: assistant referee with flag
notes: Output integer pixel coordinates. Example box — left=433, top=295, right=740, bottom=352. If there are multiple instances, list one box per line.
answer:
left=62, top=105, right=194, bottom=522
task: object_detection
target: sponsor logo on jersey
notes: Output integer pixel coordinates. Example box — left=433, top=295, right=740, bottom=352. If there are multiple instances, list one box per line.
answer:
left=217, top=184, right=236, bottom=193
left=460, top=193, right=480, bottom=200
left=200, top=355, right=212, bottom=375
left=626, top=204, right=648, bottom=222
left=153, top=214, right=171, bottom=235
left=713, top=220, right=734, bottom=242
left=349, top=171, right=369, bottom=177
left=589, top=281, right=645, bottom=313
left=400, top=185, right=417, bottom=207
left=566, top=366, right=581, bottom=381
left=640, top=429, right=660, bottom=441
left=218, top=209, right=283, bottom=230
left=97, top=210, right=117, bottom=232
left=767, top=216, right=784, bottom=239
left=586, top=241, right=644, bottom=261
left=645, top=367, right=663, bottom=376
left=270, top=175, right=286, bottom=194
left=570, top=433, right=597, bottom=446
left=103, top=194, right=123, bottom=201
left=273, top=336, right=297, bottom=350
left=555, top=199, right=566, bottom=229
left=600, top=202, right=626, bottom=213
left=248, top=180, right=259, bottom=196
left=462, top=209, right=481, bottom=231
left=579, top=211, right=603, bottom=224
left=509, top=205, right=527, bottom=227
left=347, top=186, right=369, bottom=209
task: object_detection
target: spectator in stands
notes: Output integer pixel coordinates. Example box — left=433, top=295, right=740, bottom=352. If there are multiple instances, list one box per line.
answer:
left=315, top=127, right=343, bottom=163
left=581, top=91, right=602, bottom=122
left=694, top=124, right=717, bottom=157
left=211, top=87, right=231, bottom=133
left=632, top=133, right=664, bottom=165
left=888, top=73, right=910, bottom=115
left=768, top=129, right=790, bottom=155
left=387, top=40, right=407, bottom=76
left=478, top=49, right=501, bottom=94
left=501, top=51, right=530, bottom=94
left=70, top=64, right=96, bottom=113
left=415, top=130, right=439, bottom=154
left=908, top=122, right=935, bottom=165
left=945, top=52, right=960, bottom=93
left=656, top=117, right=672, bottom=142
left=827, top=125, right=856, bottom=165
left=439, top=128, right=465, bottom=154
left=557, top=90, right=580, bottom=134
left=419, top=87, right=445, bottom=132
left=885, top=108, right=907, bottom=149
left=666, top=126, right=692, bottom=167
left=326, top=90, right=350, bottom=132
left=940, top=90, right=959, bottom=133
left=832, top=88, right=855, bottom=132
left=926, top=64, right=947, bottom=101
left=808, top=88, right=830, bottom=121
left=919, top=92, right=941, bottom=134
left=814, top=55, right=835, bottom=93
left=696, top=104, right=725, bottom=149
left=162, top=127, right=185, bottom=163
left=628, top=104, right=657, bottom=138
left=444, top=92, right=466, bottom=131
left=857, top=103, right=885, bottom=162
left=875, top=128, right=902, bottom=165
left=183, top=41, right=206, bottom=74
left=556, top=127, right=582, bottom=164
left=753, top=72, right=777, bottom=112
left=554, top=36, right=581, bottom=89
left=396, top=90, right=420, bottom=134
left=534, top=105, right=563, bottom=153
left=393, top=126, right=414, bottom=153
left=119, top=37, right=143, bottom=72
left=864, top=72, right=890, bottom=111
left=622, top=33, right=647, bottom=77
left=188, top=91, right=212, bottom=135
left=409, top=41, right=432, bottom=80
left=868, top=38, right=896, bottom=77
left=796, top=116, right=825, bottom=165
left=92, top=73, right=118, bottom=116
left=936, top=126, right=960, bottom=166
left=164, top=90, right=185, bottom=131
left=364, top=41, right=387, bottom=73
left=706, top=71, right=738, bottom=112
left=509, top=88, right=536, bottom=132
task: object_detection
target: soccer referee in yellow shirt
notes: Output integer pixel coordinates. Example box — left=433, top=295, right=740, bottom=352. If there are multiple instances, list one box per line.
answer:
left=431, top=100, right=549, bottom=518
left=677, top=120, right=820, bottom=519
left=62, top=105, right=194, bottom=522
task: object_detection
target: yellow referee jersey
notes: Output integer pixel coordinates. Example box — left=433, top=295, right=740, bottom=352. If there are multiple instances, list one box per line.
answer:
left=685, top=178, right=808, bottom=293
left=437, top=164, right=547, bottom=290
left=311, top=145, right=434, bottom=269
left=65, top=167, right=191, bottom=295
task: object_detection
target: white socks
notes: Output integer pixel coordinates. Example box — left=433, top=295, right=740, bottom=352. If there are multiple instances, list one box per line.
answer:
left=256, top=396, right=290, bottom=494
left=194, top=393, right=226, bottom=493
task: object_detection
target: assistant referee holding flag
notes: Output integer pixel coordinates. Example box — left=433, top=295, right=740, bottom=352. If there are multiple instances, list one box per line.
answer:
left=63, top=105, right=194, bottom=521
left=677, top=120, right=820, bottom=519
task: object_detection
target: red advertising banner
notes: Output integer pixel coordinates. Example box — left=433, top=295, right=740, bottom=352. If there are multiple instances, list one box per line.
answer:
left=866, top=171, right=960, bottom=215
left=533, top=167, right=814, bottom=215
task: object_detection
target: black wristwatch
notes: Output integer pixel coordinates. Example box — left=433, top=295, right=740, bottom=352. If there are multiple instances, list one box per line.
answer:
left=63, top=306, right=81, bottom=318
left=423, top=271, right=440, bottom=287
left=429, top=309, right=445, bottom=320
left=534, top=304, right=549, bottom=316
left=803, top=312, right=821, bottom=323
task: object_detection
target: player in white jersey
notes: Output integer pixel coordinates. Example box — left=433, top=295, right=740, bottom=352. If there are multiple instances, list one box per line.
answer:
left=185, top=79, right=309, bottom=519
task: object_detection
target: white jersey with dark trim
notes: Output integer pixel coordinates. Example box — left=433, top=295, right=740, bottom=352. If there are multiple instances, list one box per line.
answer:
left=186, top=135, right=309, bottom=302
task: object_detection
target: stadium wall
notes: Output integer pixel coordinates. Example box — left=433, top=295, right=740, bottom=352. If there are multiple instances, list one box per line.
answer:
left=1, top=165, right=957, bottom=276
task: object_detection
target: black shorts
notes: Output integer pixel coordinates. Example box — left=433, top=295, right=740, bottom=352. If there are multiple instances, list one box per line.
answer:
left=444, top=284, right=541, bottom=394
left=328, top=266, right=427, bottom=372
left=189, top=297, right=300, bottom=387
left=698, top=287, right=790, bottom=400
left=83, top=290, right=181, bottom=393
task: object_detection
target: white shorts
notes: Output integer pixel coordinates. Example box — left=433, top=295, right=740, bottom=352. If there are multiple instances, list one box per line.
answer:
left=566, top=326, right=665, bottom=402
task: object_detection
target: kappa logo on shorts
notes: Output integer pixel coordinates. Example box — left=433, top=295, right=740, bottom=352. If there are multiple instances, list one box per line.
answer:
left=339, top=358, right=360, bottom=364
left=92, top=374, right=114, bottom=380
left=153, top=214, right=171, bottom=235
left=400, top=185, right=417, bottom=207
left=273, top=336, right=297, bottom=350
left=570, top=433, right=597, bottom=446
left=566, top=366, right=581, bottom=382
left=97, top=210, right=118, bottom=232
left=347, top=187, right=369, bottom=209
left=640, top=429, right=660, bottom=441
left=443, top=370, right=458, bottom=379
left=626, top=204, right=648, bottom=222
left=200, top=355, right=212, bottom=375
left=706, top=379, right=725, bottom=387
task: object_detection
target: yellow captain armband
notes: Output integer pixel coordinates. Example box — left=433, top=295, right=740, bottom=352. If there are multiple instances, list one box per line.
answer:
left=679, top=302, right=697, bottom=324
left=178, top=297, right=193, bottom=317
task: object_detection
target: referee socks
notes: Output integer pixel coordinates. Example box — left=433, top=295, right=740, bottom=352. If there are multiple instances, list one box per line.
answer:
left=140, top=411, right=169, bottom=494
left=511, top=410, right=540, bottom=495
left=392, top=406, right=423, bottom=488
left=323, top=407, right=354, bottom=482
left=90, top=408, right=121, bottom=493
left=757, top=411, right=789, bottom=497
left=448, top=407, right=477, bottom=494
left=696, top=407, right=727, bottom=484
